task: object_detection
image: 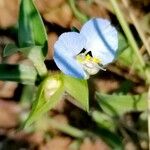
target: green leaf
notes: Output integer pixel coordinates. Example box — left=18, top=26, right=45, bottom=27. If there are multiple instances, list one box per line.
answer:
left=92, top=110, right=115, bottom=131
left=18, top=0, right=48, bottom=77
left=68, top=0, right=89, bottom=24
left=63, top=74, right=89, bottom=112
left=114, top=30, right=145, bottom=79
left=24, top=74, right=65, bottom=127
left=96, top=92, right=147, bottom=116
left=0, top=64, right=38, bottom=84
left=18, top=0, right=48, bottom=56
left=19, top=46, right=48, bottom=77
left=118, top=47, right=136, bottom=66
left=92, top=125, right=123, bottom=149
left=116, top=32, right=128, bottom=57
left=3, top=45, right=47, bottom=77
left=20, top=85, right=36, bottom=107
left=71, top=26, right=80, bottom=32
left=3, top=43, right=18, bottom=57
left=118, top=47, right=145, bottom=79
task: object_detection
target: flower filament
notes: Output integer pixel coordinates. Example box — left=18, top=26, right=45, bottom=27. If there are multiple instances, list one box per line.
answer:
left=76, top=50, right=106, bottom=76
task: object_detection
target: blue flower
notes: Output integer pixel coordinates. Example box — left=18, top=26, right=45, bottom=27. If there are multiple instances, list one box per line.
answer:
left=53, top=18, right=118, bottom=79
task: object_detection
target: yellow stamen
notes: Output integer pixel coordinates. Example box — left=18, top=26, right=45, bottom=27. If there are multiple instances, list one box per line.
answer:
left=85, top=54, right=91, bottom=61
left=93, top=57, right=101, bottom=63
left=76, top=55, right=84, bottom=62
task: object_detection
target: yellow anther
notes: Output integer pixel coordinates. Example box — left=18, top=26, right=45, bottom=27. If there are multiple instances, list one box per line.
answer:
left=76, top=55, right=84, bottom=62
left=93, top=57, right=101, bottom=63
left=85, top=54, right=91, bottom=61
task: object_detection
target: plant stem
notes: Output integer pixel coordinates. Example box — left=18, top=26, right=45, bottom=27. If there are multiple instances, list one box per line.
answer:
left=148, top=87, right=150, bottom=149
left=24, top=46, right=48, bottom=79
left=34, top=60, right=48, bottom=79
left=48, top=118, right=85, bottom=138
left=68, top=0, right=88, bottom=24
left=122, top=0, right=150, bottom=56
left=109, top=0, right=150, bottom=82
left=109, top=1, right=150, bottom=148
left=109, top=0, right=145, bottom=67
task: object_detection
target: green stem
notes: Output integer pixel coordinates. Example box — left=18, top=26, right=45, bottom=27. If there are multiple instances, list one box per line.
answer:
left=109, top=0, right=145, bottom=67
left=109, top=0, right=150, bottom=83
left=122, top=0, right=150, bottom=56
left=20, top=85, right=35, bottom=107
left=0, top=64, right=37, bottom=84
left=33, top=60, right=48, bottom=78
left=68, top=0, right=88, bottom=24
left=48, top=119, right=85, bottom=138
left=148, top=87, right=150, bottom=149
left=109, top=1, right=150, bottom=148
left=22, top=46, right=48, bottom=79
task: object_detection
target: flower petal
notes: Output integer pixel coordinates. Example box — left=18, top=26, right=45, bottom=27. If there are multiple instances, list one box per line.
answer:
left=55, top=32, right=87, bottom=56
left=54, top=32, right=87, bottom=78
left=80, top=18, right=118, bottom=65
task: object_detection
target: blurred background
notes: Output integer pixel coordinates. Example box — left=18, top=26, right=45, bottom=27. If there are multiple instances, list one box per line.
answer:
left=0, top=0, right=150, bottom=149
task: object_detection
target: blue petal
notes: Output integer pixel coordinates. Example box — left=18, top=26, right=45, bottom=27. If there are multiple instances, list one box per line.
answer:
left=55, top=32, right=87, bottom=56
left=80, top=18, right=118, bottom=65
left=54, top=32, right=87, bottom=78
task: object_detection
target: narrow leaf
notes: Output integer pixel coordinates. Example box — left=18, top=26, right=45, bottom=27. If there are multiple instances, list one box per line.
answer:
left=3, top=43, right=18, bottom=57
left=0, top=64, right=38, bottom=84
left=18, top=46, right=47, bottom=77
left=96, top=92, right=147, bottom=116
left=63, top=74, right=89, bottom=111
left=18, top=0, right=48, bottom=56
left=116, top=32, right=128, bottom=57
left=92, top=110, right=115, bottom=131
left=3, top=45, right=47, bottom=77
left=118, top=47, right=145, bottom=79
left=92, top=124, right=123, bottom=149
left=24, top=74, right=65, bottom=127
left=20, top=85, right=36, bottom=107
